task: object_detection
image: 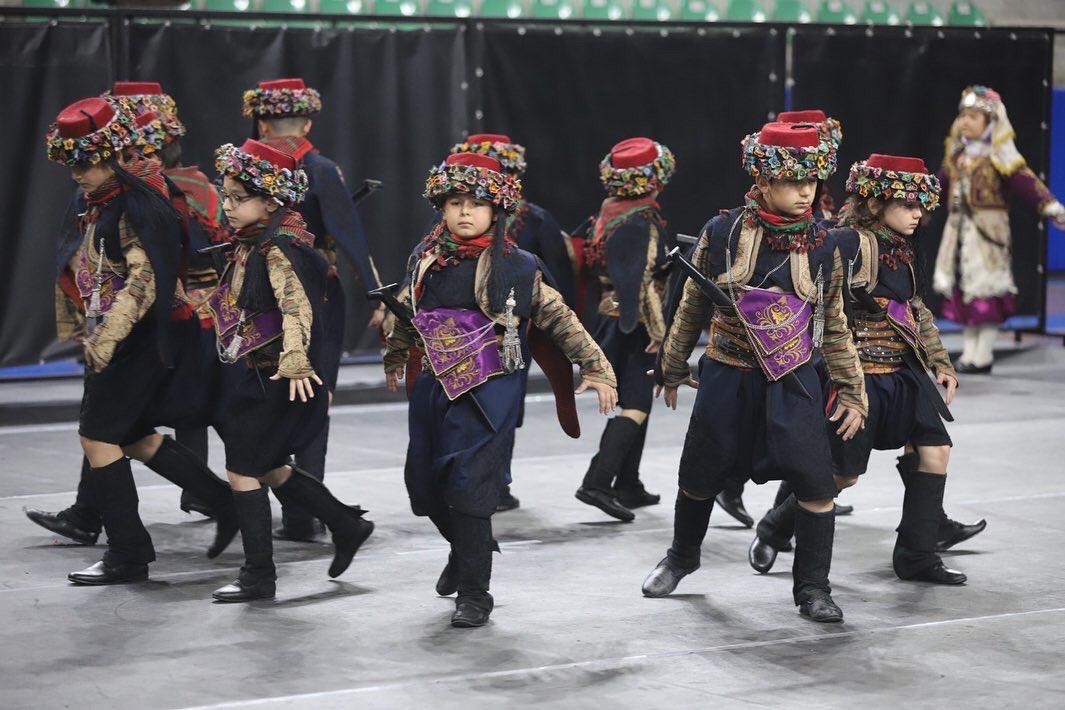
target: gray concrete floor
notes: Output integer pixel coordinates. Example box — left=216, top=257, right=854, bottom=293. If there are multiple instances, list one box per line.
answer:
left=2, top=344, right=1065, bottom=709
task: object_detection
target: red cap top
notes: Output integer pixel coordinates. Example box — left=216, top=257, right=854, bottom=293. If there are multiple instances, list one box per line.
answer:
left=111, top=81, right=164, bottom=96
left=56, top=98, right=117, bottom=139
left=757, top=122, right=820, bottom=149
left=865, top=153, right=928, bottom=173
left=609, top=137, right=658, bottom=168
left=466, top=133, right=512, bottom=144
left=135, top=111, right=159, bottom=127
left=445, top=152, right=502, bottom=172
left=258, top=78, right=307, bottom=91
left=240, top=138, right=298, bottom=171
left=777, top=109, right=827, bottom=124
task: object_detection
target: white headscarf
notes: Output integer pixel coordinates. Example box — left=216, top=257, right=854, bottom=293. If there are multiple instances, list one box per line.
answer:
left=944, top=85, right=1026, bottom=175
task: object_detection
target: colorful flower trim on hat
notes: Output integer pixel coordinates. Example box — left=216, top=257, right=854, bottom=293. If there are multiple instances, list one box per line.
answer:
left=741, top=130, right=837, bottom=182
left=242, top=85, right=323, bottom=119
left=450, top=138, right=528, bottom=177
left=598, top=142, right=676, bottom=198
left=105, top=91, right=186, bottom=143
left=846, top=160, right=941, bottom=212
left=132, top=111, right=168, bottom=156
left=214, top=142, right=309, bottom=205
left=424, top=158, right=523, bottom=212
left=958, top=85, right=1002, bottom=115
left=821, top=117, right=843, bottom=149
left=45, top=99, right=139, bottom=167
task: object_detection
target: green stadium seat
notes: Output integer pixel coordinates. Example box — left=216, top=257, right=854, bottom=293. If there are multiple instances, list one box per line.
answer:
left=905, top=1, right=943, bottom=25
left=678, top=0, right=720, bottom=21
left=631, top=0, right=674, bottom=21
left=816, top=0, right=857, bottom=23
left=319, top=0, right=370, bottom=14
left=583, top=0, right=624, bottom=20
left=725, top=0, right=766, bottom=22
left=375, top=0, right=422, bottom=14
left=948, top=1, right=987, bottom=26
left=261, top=0, right=309, bottom=11
left=530, top=0, right=579, bottom=19
left=773, top=0, right=811, bottom=22
left=426, top=0, right=473, bottom=16
left=861, top=0, right=899, bottom=24
left=479, top=0, right=527, bottom=17
left=203, top=0, right=252, bottom=10
left=21, top=0, right=85, bottom=7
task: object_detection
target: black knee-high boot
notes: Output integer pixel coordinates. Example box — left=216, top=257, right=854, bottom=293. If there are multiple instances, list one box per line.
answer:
left=899, top=451, right=986, bottom=551
left=792, top=505, right=842, bottom=622
left=271, top=468, right=374, bottom=578
left=772, top=481, right=793, bottom=508
left=25, top=457, right=102, bottom=545
left=614, top=419, right=660, bottom=508
left=450, top=509, right=494, bottom=627
left=748, top=493, right=797, bottom=574
left=279, top=416, right=331, bottom=538
left=894, top=471, right=967, bottom=584
left=68, top=458, right=154, bottom=585
left=576, top=416, right=641, bottom=521
left=642, top=492, right=713, bottom=597
left=714, top=476, right=754, bottom=528
left=144, top=435, right=237, bottom=559
left=429, top=509, right=458, bottom=596
left=213, top=487, right=277, bottom=602
left=176, top=428, right=214, bottom=519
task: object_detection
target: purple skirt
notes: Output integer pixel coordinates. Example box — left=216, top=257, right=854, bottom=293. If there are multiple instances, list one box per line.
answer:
left=941, top=288, right=1015, bottom=327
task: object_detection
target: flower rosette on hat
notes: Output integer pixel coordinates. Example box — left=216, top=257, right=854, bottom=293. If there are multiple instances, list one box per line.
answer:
left=424, top=153, right=523, bottom=212
left=599, top=138, right=676, bottom=198
left=214, top=140, right=309, bottom=205
left=45, top=97, right=139, bottom=167
left=450, top=133, right=528, bottom=177
left=846, top=154, right=941, bottom=212
left=958, top=85, right=1002, bottom=116
left=741, top=122, right=837, bottom=182
left=105, top=82, right=187, bottom=144
left=131, top=110, right=168, bottom=156
left=242, top=78, right=323, bottom=119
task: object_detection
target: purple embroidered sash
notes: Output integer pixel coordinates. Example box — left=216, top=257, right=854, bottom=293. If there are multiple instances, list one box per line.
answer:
left=886, top=299, right=921, bottom=352
left=412, top=308, right=503, bottom=400
left=75, top=249, right=126, bottom=315
left=206, top=281, right=283, bottom=360
left=733, top=287, right=815, bottom=381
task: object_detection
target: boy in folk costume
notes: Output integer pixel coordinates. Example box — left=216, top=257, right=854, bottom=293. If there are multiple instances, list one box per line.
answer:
left=749, top=154, right=968, bottom=585
left=641, top=123, right=866, bottom=622
left=45, top=98, right=239, bottom=585
left=450, top=132, right=576, bottom=512
left=935, top=85, right=1065, bottom=374
left=26, top=82, right=230, bottom=544
left=575, top=138, right=674, bottom=522
left=383, top=153, right=617, bottom=628
left=208, top=139, right=374, bottom=602
left=244, top=78, right=383, bottom=541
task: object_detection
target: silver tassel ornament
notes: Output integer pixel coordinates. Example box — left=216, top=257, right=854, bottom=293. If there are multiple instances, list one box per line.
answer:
left=812, top=267, right=825, bottom=348
left=87, top=236, right=105, bottom=318
left=222, top=312, right=246, bottom=363
left=501, top=287, right=525, bottom=374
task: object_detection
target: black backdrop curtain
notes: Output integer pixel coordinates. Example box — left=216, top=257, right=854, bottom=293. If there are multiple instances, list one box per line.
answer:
left=0, top=17, right=1054, bottom=367
left=791, top=26, right=1054, bottom=322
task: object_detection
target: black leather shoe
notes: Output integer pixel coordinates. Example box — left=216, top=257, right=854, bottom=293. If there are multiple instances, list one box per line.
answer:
left=273, top=519, right=326, bottom=543
left=936, top=517, right=987, bottom=552
left=799, top=591, right=844, bottom=622
left=179, top=496, right=216, bottom=520
left=748, top=537, right=779, bottom=574
left=614, top=483, right=661, bottom=509
left=212, top=579, right=277, bottom=602
left=68, top=560, right=148, bottom=585
left=25, top=507, right=100, bottom=545
left=207, top=514, right=239, bottom=560
left=955, top=361, right=992, bottom=375
left=715, top=491, right=754, bottom=527
left=575, top=487, right=635, bottom=522
left=834, top=503, right=854, bottom=516
left=436, top=554, right=458, bottom=596
left=496, top=488, right=520, bottom=512
left=642, top=557, right=698, bottom=597
left=451, top=602, right=491, bottom=628
left=904, top=562, right=967, bottom=585
left=328, top=518, right=374, bottom=578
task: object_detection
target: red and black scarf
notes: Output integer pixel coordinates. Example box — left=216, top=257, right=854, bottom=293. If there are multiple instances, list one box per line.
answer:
left=744, top=186, right=824, bottom=253
left=584, top=194, right=663, bottom=267
left=872, top=223, right=915, bottom=270
left=419, top=219, right=514, bottom=272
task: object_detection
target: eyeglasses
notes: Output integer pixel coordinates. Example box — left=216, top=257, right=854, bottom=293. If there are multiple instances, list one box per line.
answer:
left=221, top=190, right=256, bottom=206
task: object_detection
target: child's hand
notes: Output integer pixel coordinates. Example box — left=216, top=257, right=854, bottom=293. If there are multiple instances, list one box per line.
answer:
left=575, top=379, right=618, bottom=415
left=270, top=371, right=324, bottom=402
left=386, top=369, right=403, bottom=393
left=652, top=376, right=698, bottom=410
left=828, top=404, right=865, bottom=441
left=937, top=372, right=959, bottom=405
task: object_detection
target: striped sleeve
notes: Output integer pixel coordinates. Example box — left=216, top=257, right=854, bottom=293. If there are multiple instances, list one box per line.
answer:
left=820, top=250, right=867, bottom=415
left=659, top=233, right=712, bottom=387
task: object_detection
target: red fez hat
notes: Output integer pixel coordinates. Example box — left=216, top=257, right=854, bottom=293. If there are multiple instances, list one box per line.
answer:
left=865, top=153, right=928, bottom=174
left=609, top=137, right=658, bottom=168
left=135, top=111, right=159, bottom=127
left=757, top=122, right=820, bottom=148
left=258, top=78, right=307, bottom=91
left=240, top=138, right=298, bottom=171
left=112, top=81, right=164, bottom=96
left=778, top=109, right=827, bottom=124
left=445, top=152, right=502, bottom=172
left=466, top=133, right=512, bottom=144
left=56, top=98, right=117, bottom=139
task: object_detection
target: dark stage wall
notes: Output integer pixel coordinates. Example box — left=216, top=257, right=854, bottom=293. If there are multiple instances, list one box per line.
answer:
left=0, top=16, right=1054, bottom=367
